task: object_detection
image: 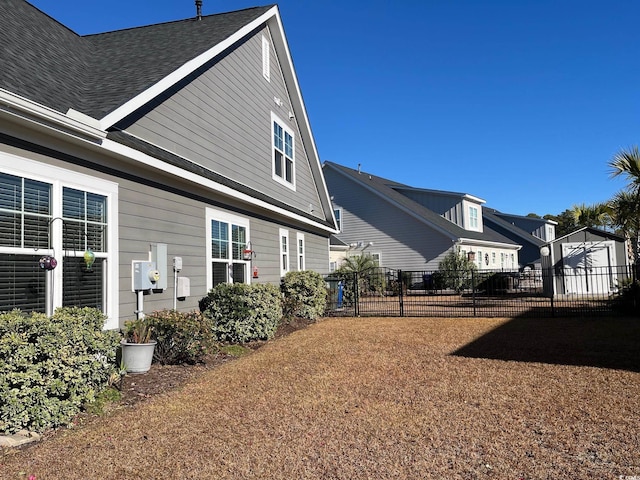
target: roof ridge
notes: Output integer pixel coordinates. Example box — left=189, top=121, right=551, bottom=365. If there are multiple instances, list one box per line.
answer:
left=82, top=5, right=273, bottom=38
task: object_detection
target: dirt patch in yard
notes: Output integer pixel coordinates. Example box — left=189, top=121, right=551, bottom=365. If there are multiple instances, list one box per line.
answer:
left=2, top=316, right=639, bottom=479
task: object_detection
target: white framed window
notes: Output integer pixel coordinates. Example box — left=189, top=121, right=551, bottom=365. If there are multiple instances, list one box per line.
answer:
left=206, top=208, right=250, bottom=290
left=272, top=113, right=295, bottom=189
left=279, top=228, right=289, bottom=277
left=369, top=252, right=381, bottom=267
left=296, top=232, right=305, bottom=271
left=468, top=206, right=479, bottom=230
left=492, top=252, right=496, bottom=265
left=476, top=250, right=482, bottom=269
left=546, top=225, right=555, bottom=241
left=0, top=154, right=118, bottom=328
left=333, top=207, right=342, bottom=232
left=262, top=34, right=270, bottom=82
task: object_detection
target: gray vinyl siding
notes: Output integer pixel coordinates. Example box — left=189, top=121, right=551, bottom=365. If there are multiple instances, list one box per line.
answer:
left=395, top=188, right=464, bottom=227
left=0, top=140, right=329, bottom=327
left=325, top=169, right=454, bottom=271
left=124, top=26, right=326, bottom=222
left=496, top=214, right=548, bottom=239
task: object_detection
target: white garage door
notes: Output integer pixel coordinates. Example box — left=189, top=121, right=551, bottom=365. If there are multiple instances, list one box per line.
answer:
left=562, top=241, right=615, bottom=295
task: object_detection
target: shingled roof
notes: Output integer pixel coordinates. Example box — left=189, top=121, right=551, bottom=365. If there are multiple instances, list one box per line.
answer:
left=323, top=161, right=520, bottom=246
left=0, top=0, right=272, bottom=119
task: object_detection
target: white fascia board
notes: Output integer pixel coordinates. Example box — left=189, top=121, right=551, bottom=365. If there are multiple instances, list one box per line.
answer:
left=101, top=138, right=335, bottom=233
left=0, top=88, right=106, bottom=141
left=98, top=7, right=279, bottom=130
left=458, top=238, right=522, bottom=250
left=267, top=11, right=338, bottom=233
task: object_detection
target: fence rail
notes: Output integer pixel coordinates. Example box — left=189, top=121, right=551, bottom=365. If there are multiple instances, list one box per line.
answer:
left=325, top=265, right=637, bottom=318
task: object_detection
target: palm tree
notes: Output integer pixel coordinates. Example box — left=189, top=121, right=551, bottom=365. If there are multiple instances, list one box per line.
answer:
left=570, top=202, right=612, bottom=229
left=608, top=146, right=640, bottom=263
left=610, top=190, right=640, bottom=263
left=337, top=253, right=378, bottom=275
left=609, top=146, right=640, bottom=193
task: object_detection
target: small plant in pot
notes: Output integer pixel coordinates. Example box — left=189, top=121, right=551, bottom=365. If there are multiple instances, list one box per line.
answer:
left=120, top=318, right=157, bottom=374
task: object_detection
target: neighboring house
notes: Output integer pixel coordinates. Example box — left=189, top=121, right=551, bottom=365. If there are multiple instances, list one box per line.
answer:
left=0, top=1, right=337, bottom=329
left=540, top=227, right=629, bottom=296
left=323, top=162, right=521, bottom=271
left=483, top=208, right=557, bottom=267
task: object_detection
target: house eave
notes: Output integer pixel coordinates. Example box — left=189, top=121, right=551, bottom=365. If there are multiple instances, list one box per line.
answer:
left=101, top=137, right=337, bottom=234
left=457, top=238, right=522, bottom=250
left=0, top=88, right=107, bottom=143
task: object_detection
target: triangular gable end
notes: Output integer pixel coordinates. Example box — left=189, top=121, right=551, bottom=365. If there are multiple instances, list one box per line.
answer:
left=98, top=6, right=336, bottom=233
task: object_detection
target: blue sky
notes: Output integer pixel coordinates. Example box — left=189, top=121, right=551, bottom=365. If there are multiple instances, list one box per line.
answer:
left=30, top=0, right=640, bottom=216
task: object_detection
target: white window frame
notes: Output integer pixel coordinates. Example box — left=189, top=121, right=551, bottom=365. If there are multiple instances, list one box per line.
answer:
left=279, top=228, right=289, bottom=277
left=468, top=206, right=479, bottom=230
left=333, top=207, right=343, bottom=232
left=262, top=34, right=270, bottom=82
left=271, top=112, right=295, bottom=190
left=0, top=153, right=119, bottom=329
left=296, top=232, right=305, bottom=271
left=369, top=252, right=381, bottom=267
left=205, top=208, right=250, bottom=290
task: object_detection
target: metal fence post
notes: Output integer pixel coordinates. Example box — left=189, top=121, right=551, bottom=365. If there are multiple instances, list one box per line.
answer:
left=472, top=269, right=477, bottom=317
left=398, top=269, right=404, bottom=317
left=354, top=272, right=359, bottom=316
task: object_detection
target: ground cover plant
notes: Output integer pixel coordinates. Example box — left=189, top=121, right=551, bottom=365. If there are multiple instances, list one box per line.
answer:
left=2, top=316, right=639, bottom=479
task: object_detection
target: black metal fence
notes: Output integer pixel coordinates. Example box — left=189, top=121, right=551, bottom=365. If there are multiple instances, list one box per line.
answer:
left=325, top=265, right=637, bottom=318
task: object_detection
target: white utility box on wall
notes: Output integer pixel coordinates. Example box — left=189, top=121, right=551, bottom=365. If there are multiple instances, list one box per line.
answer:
left=177, top=277, right=190, bottom=299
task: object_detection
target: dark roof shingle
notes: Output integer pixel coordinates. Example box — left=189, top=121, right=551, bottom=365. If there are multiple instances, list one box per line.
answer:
left=0, top=0, right=272, bottom=118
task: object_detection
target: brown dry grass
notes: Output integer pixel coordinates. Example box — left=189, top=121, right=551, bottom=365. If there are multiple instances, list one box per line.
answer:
left=2, top=316, right=639, bottom=479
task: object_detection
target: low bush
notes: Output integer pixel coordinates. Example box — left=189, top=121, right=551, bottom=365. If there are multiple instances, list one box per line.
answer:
left=0, top=307, right=121, bottom=434
left=200, top=283, right=282, bottom=344
left=144, top=309, right=215, bottom=365
left=281, top=270, right=327, bottom=320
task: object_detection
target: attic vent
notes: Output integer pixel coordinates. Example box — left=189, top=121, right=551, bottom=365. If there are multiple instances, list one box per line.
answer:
left=195, top=0, right=203, bottom=20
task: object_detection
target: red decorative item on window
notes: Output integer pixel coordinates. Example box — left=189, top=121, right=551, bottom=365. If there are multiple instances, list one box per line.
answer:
left=38, top=256, right=57, bottom=270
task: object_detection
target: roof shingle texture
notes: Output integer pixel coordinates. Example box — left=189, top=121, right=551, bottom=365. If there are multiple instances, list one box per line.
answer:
left=0, top=0, right=272, bottom=118
left=324, top=161, right=519, bottom=246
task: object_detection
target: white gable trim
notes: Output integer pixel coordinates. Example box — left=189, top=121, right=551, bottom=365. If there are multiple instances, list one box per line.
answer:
left=98, top=7, right=279, bottom=130
left=101, top=138, right=335, bottom=233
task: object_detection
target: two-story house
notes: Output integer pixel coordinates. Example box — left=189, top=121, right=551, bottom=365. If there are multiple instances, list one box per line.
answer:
left=0, top=1, right=337, bottom=328
left=323, top=161, right=521, bottom=272
left=482, top=208, right=557, bottom=267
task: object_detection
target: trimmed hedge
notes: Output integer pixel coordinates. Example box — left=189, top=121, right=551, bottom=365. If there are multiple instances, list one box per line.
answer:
left=145, top=309, right=215, bottom=365
left=199, top=283, right=282, bottom=344
left=0, top=307, right=121, bottom=434
left=281, top=270, right=327, bottom=320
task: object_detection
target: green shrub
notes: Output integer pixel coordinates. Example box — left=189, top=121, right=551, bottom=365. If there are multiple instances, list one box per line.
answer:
left=437, top=250, right=476, bottom=293
left=0, top=307, right=121, bottom=434
left=200, top=283, right=282, bottom=344
left=281, top=270, right=327, bottom=320
left=144, top=309, right=215, bottom=365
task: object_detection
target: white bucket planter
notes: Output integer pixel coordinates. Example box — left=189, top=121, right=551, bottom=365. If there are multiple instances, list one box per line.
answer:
left=120, top=340, right=157, bottom=374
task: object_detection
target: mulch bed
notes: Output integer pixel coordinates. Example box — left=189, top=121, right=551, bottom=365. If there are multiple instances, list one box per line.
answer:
left=118, top=316, right=315, bottom=408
